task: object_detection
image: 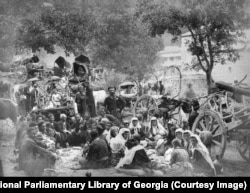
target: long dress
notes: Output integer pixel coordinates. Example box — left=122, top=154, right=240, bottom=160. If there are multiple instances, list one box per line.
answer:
left=86, top=86, right=96, bottom=117
left=75, top=92, right=87, bottom=116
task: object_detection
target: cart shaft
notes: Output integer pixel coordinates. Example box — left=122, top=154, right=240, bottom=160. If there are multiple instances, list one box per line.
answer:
left=216, top=82, right=250, bottom=97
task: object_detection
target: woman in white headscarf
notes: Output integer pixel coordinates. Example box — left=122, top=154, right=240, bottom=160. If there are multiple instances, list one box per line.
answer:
left=106, top=126, right=119, bottom=145
left=109, top=128, right=130, bottom=167
left=129, top=117, right=141, bottom=135
left=183, top=130, right=193, bottom=155
left=190, top=134, right=216, bottom=176
left=174, top=128, right=184, bottom=147
left=148, top=117, right=168, bottom=139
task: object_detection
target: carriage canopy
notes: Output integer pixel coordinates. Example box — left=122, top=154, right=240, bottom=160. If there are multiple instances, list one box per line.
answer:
left=119, top=81, right=136, bottom=89
left=54, top=56, right=71, bottom=69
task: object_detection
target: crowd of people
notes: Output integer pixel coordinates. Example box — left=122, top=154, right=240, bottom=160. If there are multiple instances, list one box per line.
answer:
left=14, top=85, right=221, bottom=176
left=9, top=54, right=222, bottom=176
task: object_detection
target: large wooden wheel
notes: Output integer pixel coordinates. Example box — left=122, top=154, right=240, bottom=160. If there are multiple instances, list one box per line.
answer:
left=192, top=110, right=227, bottom=159
left=133, top=94, right=158, bottom=121
left=15, top=65, right=28, bottom=83
left=237, top=133, right=250, bottom=163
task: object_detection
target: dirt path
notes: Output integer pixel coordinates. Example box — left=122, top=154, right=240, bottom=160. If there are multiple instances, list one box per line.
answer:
left=1, top=119, right=250, bottom=177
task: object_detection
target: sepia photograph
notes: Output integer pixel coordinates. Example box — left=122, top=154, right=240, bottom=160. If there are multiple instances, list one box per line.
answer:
left=0, top=0, right=250, bottom=178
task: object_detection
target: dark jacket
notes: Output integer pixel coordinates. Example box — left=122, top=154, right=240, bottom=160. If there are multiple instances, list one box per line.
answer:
left=49, top=121, right=58, bottom=130
left=130, top=126, right=147, bottom=140
left=104, top=96, right=126, bottom=113
left=86, top=138, right=109, bottom=162
left=56, top=121, right=70, bottom=133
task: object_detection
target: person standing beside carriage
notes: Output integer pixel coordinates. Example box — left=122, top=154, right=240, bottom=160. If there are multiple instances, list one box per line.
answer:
left=75, top=85, right=88, bottom=117
left=84, top=81, right=97, bottom=117
left=183, top=83, right=196, bottom=101
left=104, top=86, right=126, bottom=121
left=25, top=80, right=39, bottom=112
left=182, top=83, right=199, bottom=130
left=159, top=81, right=165, bottom=95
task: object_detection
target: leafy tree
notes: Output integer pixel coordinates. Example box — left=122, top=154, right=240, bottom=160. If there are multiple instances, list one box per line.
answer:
left=139, top=0, right=250, bottom=93
left=0, top=0, right=47, bottom=62
left=86, top=0, right=163, bottom=83
left=16, top=0, right=97, bottom=55
left=16, top=0, right=163, bottom=85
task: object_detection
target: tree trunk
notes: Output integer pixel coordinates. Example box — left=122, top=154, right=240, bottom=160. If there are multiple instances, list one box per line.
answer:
left=206, top=70, right=213, bottom=94
left=136, top=78, right=143, bottom=96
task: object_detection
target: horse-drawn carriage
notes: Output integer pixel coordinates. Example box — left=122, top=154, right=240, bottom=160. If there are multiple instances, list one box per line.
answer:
left=119, top=81, right=138, bottom=108
left=132, top=78, right=250, bottom=162
left=16, top=55, right=93, bottom=120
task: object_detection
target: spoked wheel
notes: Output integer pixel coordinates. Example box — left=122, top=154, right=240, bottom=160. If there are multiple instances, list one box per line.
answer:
left=15, top=65, right=28, bottom=83
left=133, top=94, right=158, bottom=121
left=237, top=133, right=250, bottom=163
left=192, top=110, right=227, bottom=159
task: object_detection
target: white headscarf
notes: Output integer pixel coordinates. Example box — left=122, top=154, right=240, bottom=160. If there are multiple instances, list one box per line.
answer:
left=148, top=117, right=167, bottom=137
left=183, top=130, right=193, bottom=147
left=60, top=114, right=67, bottom=119
left=190, top=134, right=216, bottom=175
left=101, top=118, right=110, bottom=124
left=190, top=134, right=209, bottom=155
left=175, top=128, right=184, bottom=135
left=110, top=128, right=130, bottom=153
left=183, top=130, right=193, bottom=136
left=106, top=126, right=119, bottom=144
left=155, top=138, right=165, bottom=150
left=129, top=117, right=141, bottom=135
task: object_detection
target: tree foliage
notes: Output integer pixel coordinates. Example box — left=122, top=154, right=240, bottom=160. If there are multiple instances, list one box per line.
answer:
left=138, top=0, right=250, bottom=92
left=0, top=0, right=45, bottom=62
left=14, top=0, right=162, bottom=82
left=17, top=3, right=97, bottom=55
left=87, top=0, right=163, bottom=81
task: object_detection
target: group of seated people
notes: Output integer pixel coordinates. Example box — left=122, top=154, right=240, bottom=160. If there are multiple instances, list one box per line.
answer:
left=77, top=114, right=218, bottom=176
left=14, top=106, right=220, bottom=176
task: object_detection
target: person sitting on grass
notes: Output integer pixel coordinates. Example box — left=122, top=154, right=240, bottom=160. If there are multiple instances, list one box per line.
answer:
left=76, top=130, right=110, bottom=169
